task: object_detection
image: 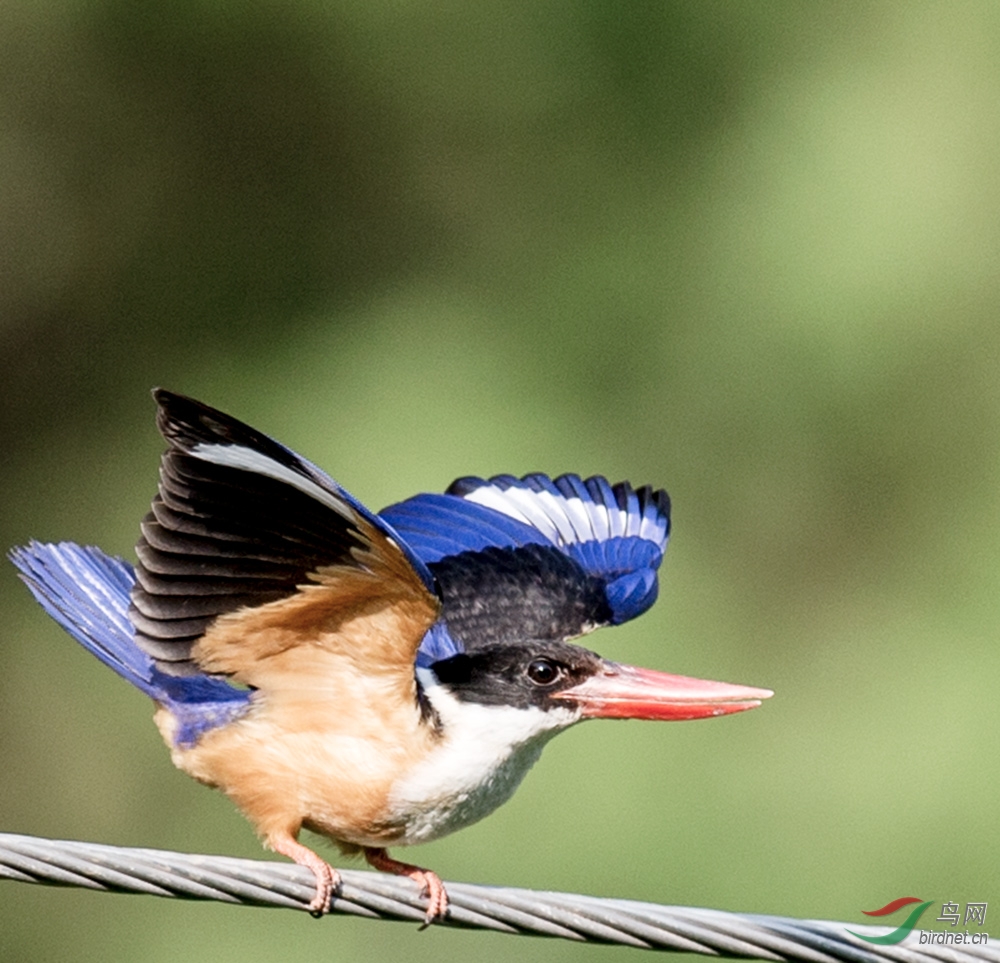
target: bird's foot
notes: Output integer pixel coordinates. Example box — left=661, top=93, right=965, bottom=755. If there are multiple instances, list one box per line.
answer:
left=364, top=847, right=448, bottom=927
left=269, top=833, right=341, bottom=917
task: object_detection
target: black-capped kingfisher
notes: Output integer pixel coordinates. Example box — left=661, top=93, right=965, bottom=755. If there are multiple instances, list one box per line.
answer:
left=11, top=390, right=772, bottom=924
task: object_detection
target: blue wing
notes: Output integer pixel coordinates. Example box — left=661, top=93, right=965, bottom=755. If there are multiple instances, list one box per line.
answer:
left=380, top=473, right=670, bottom=650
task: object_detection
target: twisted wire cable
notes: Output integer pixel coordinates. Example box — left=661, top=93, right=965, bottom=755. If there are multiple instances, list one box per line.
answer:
left=1, top=832, right=994, bottom=962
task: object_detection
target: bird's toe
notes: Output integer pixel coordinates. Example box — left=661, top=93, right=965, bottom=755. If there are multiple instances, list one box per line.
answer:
left=416, top=870, right=449, bottom=928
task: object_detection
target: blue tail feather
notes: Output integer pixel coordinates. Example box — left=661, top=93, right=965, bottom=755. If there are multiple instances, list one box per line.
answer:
left=11, top=541, right=249, bottom=747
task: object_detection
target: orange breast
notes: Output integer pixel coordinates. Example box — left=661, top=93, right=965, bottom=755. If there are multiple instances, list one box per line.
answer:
left=158, top=666, right=440, bottom=850
left=151, top=549, right=443, bottom=851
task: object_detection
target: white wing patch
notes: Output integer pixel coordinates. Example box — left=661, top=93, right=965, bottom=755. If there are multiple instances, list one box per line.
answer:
left=461, top=485, right=560, bottom=541
left=191, top=442, right=357, bottom=523
left=462, top=481, right=662, bottom=550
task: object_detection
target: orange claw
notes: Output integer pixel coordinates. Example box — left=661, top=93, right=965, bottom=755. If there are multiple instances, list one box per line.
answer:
left=364, top=847, right=449, bottom=926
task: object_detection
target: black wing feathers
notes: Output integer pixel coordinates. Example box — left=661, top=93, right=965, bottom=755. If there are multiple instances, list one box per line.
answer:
left=131, top=432, right=374, bottom=676
left=155, top=390, right=306, bottom=477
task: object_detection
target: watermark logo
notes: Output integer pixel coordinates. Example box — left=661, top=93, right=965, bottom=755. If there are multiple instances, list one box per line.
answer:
left=848, top=897, right=934, bottom=944
left=848, top=898, right=988, bottom=946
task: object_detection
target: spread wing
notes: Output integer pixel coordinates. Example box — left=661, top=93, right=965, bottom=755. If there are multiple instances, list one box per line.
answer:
left=132, top=390, right=440, bottom=683
left=379, top=473, right=670, bottom=652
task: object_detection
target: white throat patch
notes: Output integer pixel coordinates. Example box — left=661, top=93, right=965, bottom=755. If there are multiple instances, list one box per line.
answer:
left=385, top=668, right=581, bottom=844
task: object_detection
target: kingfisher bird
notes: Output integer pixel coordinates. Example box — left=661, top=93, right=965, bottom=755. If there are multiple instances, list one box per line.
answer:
left=11, top=390, right=771, bottom=924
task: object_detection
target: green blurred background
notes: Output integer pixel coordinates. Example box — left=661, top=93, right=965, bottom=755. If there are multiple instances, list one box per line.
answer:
left=2, top=2, right=999, bottom=960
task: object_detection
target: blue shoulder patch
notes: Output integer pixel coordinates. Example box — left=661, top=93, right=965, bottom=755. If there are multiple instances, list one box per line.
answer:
left=379, top=493, right=548, bottom=562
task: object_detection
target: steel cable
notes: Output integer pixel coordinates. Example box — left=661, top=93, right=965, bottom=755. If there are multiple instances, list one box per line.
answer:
left=1, top=832, right=994, bottom=962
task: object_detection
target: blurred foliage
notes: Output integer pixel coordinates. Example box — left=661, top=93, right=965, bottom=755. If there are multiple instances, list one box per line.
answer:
left=2, top=2, right=999, bottom=961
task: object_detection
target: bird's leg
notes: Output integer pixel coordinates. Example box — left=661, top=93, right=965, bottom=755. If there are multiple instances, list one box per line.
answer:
left=363, top=847, right=448, bottom=926
left=269, top=833, right=340, bottom=917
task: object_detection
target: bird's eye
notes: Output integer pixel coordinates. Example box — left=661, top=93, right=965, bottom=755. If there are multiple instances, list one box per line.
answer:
left=526, top=658, right=561, bottom=686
